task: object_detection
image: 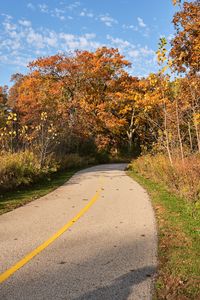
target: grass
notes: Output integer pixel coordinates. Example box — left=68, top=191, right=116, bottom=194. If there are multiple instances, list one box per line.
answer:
left=0, top=169, right=77, bottom=215
left=128, top=169, right=200, bottom=300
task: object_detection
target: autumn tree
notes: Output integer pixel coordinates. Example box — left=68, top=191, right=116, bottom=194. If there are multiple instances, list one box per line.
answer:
left=170, top=0, right=200, bottom=75
left=28, top=48, right=130, bottom=152
left=111, top=73, right=143, bottom=152
left=176, top=76, right=200, bottom=153
left=0, top=85, right=8, bottom=127
left=8, top=47, right=132, bottom=159
left=169, top=1, right=200, bottom=155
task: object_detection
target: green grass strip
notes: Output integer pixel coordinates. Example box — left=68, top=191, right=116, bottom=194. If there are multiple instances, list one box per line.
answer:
left=128, top=169, right=200, bottom=300
left=0, top=169, right=77, bottom=215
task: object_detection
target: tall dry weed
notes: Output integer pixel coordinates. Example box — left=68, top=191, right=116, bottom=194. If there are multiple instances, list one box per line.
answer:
left=130, top=153, right=200, bottom=202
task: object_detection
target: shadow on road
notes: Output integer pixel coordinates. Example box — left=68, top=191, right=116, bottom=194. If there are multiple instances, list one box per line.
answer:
left=0, top=229, right=157, bottom=300
left=76, top=265, right=156, bottom=300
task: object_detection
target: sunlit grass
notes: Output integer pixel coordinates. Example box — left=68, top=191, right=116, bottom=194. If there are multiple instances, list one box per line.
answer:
left=128, top=169, right=200, bottom=300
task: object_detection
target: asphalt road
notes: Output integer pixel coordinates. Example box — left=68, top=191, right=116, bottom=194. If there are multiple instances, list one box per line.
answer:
left=0, top=164, right=157, bottom=300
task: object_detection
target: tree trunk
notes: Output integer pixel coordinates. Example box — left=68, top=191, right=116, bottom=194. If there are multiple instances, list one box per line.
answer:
left=127, top=131, right=133, bottom=152
left=192, top=108, right=200, bottom=153
left=175, top=99, right=184, bottom=161
left=164, top=103, right=173, bottom=166
left=127, top=109, right=136, bottom=153
left=188, top=121, right=193, bottom=152
left=189, top=85, right=200, bottom=153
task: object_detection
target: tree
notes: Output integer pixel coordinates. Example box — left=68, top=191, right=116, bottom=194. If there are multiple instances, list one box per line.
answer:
left=170, top=1, right=200, bottom=75
left=0, top=85, right=8, bottom=127
left=111, top=73, right=142, bottom=152
left=9, top=47, right=132, bottom=157
left=28, top=48, right=131, bottom=150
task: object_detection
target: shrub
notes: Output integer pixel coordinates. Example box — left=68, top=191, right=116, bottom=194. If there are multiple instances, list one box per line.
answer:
left=129, top=153, right=200, bottom=202
left=95, top=151, right=110, bottom=164
left=58, top=154, right=96, bottom=170
left=0, top=151, right=42, bottom=191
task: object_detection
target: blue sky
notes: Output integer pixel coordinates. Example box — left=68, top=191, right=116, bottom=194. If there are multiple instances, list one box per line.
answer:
left=0, top=0, right=177, bottom=86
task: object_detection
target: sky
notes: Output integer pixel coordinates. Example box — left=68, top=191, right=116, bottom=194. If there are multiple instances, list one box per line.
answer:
left=0, top=0, right=177, bottom=86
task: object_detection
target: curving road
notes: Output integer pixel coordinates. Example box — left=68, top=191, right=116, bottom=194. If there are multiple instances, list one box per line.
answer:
left=0, top=164, right=157, bottom=300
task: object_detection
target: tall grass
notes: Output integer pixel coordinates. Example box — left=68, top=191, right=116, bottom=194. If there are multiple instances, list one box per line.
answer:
left=0, top=152, right=96, bottom=192
left=129, top=153, right=200, bottom=202
left=58, top=153, right=96, bottom=170
left=0, top=151, right=42, bottom=191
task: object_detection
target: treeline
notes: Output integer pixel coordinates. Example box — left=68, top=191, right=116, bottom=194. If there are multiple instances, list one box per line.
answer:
left=0, top=0, right=199, bottom=197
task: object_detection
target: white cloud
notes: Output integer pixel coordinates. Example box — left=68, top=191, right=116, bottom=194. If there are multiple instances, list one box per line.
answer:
left=27, top=3, right=35, bottom=10
left=3, top=20, right=16, bottom=31
left=122, top=24, right=138, bottom=31
left=1, top=16, right=99, bottom=55
left=60, top=33, right=100, bottom=50
left=1, top=37, right=21, bottom=51
left=84, top=33, right=96, bottom=39
left=0, top=52, right=32, bottom=67
left=44, top=32, right=58, bottom=47
left=87, top=13, right=94, bottom=18
left=9, top=56, right=30, bottom=67
left=1, top=13, right=12, bottom=20
left=19, top=19, right=32, bottom=27
left=99, top=15, right=118, bottom=27
left=140, top=46, right=154, bottom=56
left=137, top=17, right=146, bottom=28
left=52, top=8, right=65, bottom=21
left=107, top=35, right=131, bottom=49
left=79, top=37, right=90, bottom=47
left=37, top=4, right=67, bottom=21
left=0, top=12, right=158, bottom=80
left=38, top=4, right=49, bottom=13
left=129, top=50, right=139, bottom=58
left=80, top=9, right=94, bottom=18
left=59, top=33, right=75, bottom=41
left=26, top=30, right=44, bottom=48
left=67, top=2, right=81, bottom=10
left=106, top=34, right=157, bottom=76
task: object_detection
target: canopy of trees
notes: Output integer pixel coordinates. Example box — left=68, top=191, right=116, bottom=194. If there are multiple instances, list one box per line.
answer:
left=0, top=1, right=199, bottom=168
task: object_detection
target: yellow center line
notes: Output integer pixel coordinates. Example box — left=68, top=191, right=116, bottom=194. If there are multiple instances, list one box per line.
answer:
left=0, top=190, right=100, bottom=284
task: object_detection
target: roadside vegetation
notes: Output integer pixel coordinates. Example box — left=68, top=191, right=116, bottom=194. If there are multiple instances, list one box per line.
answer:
left=127, top=3, right=200, bottom=297
left=129, top=154, right=200, bottom=202
left=0, top=152, right=98, bottom=214
left=0, top=168, right=77, bottom=215
left=0, top=153, right=128, bottom=214
left=128, top=168, right=200, bottom=300
left=0, top=151, right=96, bottom=192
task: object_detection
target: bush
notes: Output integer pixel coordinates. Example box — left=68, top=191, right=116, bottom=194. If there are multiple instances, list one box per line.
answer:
left=0, top=151, right=42, bottom=191
left=129, top=153, right=200, bottom=202
left=95, top=151, right=110, bottom=164
left=0, top=151, right=97, bottom=192
left=58, top=153, right=96, bottom=170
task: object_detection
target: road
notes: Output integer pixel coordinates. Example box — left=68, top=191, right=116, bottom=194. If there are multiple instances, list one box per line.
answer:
left=0, top=164, right=157, bottom=300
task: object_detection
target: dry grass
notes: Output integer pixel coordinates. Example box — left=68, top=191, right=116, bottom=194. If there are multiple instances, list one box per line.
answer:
left=0, top=151, right=42, bottom=191
left=129, top=153, right=200, bottom=202
left=128, top=169, right=200, bottom=300
left=0, top=152, right=95, bottom=192
left=58, top=153, right=96, bottom=170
